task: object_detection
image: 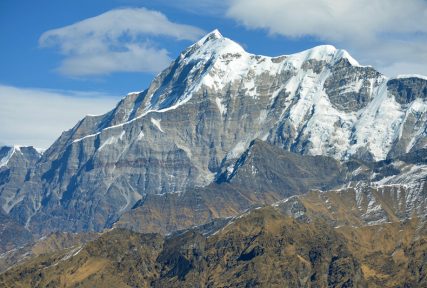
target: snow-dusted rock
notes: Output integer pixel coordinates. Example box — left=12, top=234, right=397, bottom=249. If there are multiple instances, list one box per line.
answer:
left=1, top=30, right=426, bottom=234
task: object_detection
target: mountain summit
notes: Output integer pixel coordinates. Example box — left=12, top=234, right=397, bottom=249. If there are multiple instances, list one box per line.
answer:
left=1, top=30, right=426, bottom=237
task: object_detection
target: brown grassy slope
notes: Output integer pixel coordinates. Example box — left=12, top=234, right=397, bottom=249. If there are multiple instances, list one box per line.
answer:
left=2, top=189, right=427, bottom=287
left=0, top=208, right=365, bottom=288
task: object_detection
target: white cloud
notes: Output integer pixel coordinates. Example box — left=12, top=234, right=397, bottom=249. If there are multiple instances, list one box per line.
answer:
left=227, top=0, right=427, bottom=77
left=39, top=7, right=205, bottom=76
left=0, top=84, right=119, bottom=148
left=153, top=0, right=228, bottom=14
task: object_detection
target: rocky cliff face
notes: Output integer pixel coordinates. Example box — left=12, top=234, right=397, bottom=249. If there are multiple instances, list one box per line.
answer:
left=114, top=141, right=427, bottom=234
left=1, top=30, right=427, bottom=236
left=114, top=140, right=348, bottom=233
left=0, top=146, right=41, bottom=252
left=0, top=146, right=41, bottom=215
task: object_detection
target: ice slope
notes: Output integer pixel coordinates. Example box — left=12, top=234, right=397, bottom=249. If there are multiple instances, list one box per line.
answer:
left=57, top=30, right=426, bottom=162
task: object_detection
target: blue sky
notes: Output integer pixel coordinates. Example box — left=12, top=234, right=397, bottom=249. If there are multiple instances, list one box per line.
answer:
left=1, top=0, right=427, bottom=148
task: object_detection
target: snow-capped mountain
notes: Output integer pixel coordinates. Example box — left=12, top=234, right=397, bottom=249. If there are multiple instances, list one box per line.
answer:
left=45, top=30, right=426, bottom=162
left=0, top=146, right=41, bottom=213
left=1, top=30, right=426, bottom=236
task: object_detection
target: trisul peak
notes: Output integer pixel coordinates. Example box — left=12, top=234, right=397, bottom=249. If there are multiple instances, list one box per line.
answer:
left=196, top=29, right=224, bottom=45
left=185, top=29, right=246, bottom=61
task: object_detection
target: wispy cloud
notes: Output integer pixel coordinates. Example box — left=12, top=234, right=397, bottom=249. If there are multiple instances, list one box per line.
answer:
left=226, top=0, right=427, bottom=76
left=0, top=84, right=119, bottom=148
left=153, top=0, right=229, bottom=15
left=39, top=7, right=205, bottom=76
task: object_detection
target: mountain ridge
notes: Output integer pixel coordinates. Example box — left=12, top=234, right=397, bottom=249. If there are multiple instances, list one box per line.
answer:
left=3, top=195, right=427, bottom=287
left=0, top=29, right=426, bottom=242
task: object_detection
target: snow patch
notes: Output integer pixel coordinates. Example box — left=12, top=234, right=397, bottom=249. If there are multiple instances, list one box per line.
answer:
left=395, top=74, right=427, bottom=81
left=272, top=195, right=299, bottom=207
left=335, top=49, right=361, bottom=67
left=215, top=97, right=227, bottom=115
left=151, top=118, right=164, bottom=133
left=73, top=132, right=101, bottom=143
left=98, top=131, right=125, bottom=151
left=349, top=79, right=405, bottom=160
left=261, top=133, right=269, bottom=141
left=0, top=148, right=14, bottom=168
left=118, top=181, right=142, bottom=212
left=137, top=131, right=144, bottom=140
left=119, top=130, right=125, bottom=140
left=227, top=141, right=248, bottom=160
left=34, top=147, right=46, bottom=155
left=0, top=146, right=22, bottom=168
left=127, top=91, right=142, bottom=96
